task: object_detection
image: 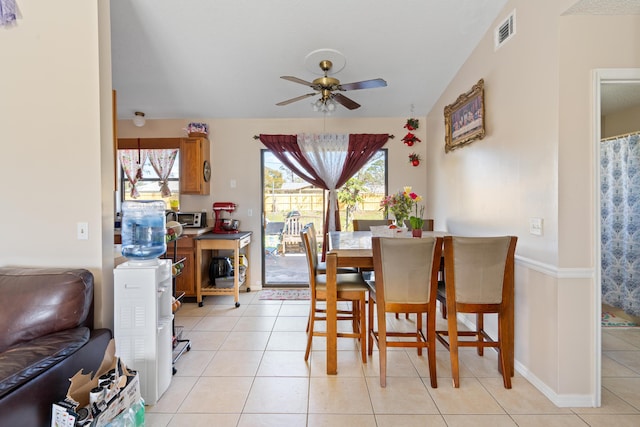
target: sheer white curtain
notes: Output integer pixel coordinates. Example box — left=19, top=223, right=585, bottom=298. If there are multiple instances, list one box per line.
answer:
left=297, top=133, right=349, bottom=231
left=147, top=149, right=178, bottom=197
left=0, top=0, right=17, bottom=26
left=118, top=149, right=148, bottom=198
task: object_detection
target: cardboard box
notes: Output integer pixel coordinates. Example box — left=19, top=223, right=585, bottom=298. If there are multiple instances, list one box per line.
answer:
left=52, top=339, right=142, bottom=427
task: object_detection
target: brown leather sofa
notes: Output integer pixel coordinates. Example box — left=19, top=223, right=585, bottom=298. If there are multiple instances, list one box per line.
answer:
left=0, top=267, right=112, bottom=427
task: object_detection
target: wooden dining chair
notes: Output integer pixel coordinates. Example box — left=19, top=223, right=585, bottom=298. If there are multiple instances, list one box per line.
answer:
left=352, top=219, right=392, bottom=231
left=366, top=236, right=443, bottom=387
left=304, top=223, right=357, bottom=275
left=435, top=235, right=517, bottom=389
left=301, top=225, right=369, bottom=363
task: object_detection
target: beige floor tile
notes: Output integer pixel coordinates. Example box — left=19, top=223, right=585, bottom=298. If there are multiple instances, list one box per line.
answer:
left=207, top=304, right=248, bottom=317
left=308, top=414, right=377, bottom=427
left=481, top=377, right=572, bottom=414
left=427, top=377, right=505, bottom=414
left=232, top=316, right=277, bottom=331
left=279, top=304, right=312, bottom=316
left=308, top=377, right=373, bottom=414
left=219, top=331, right=271, bottom=351
left=442, top=414, right=518, bottom=426
left=177, top=377, right=253, bottom=413
left=166, top=413, right=240, bottom=427
left=362, top=349, right=420, bottom=378
left=601, top=354, right=640, bottom=377
left=273, top=316, right=308, bottom=331
left=602, top=330, right=640, bottom=351
left=174, top=302, right=213, bottom=317
left=244, top=377, right=309, bottom=413
left=571, top=388, right=639, bottom=414
left=309, top=350, right=365, bottom=377
left=144, top=412, right=173, bottom=427
left=376, top=414, right=447, bottom=427
left=257, top=350, right=311, bottom=377
left=407, top=348, right=475, bottom=380
left=266, top=331, right=309, bottom=351
left=604, top=350, right=640, bottom=374
left=192, top=316, right=239, bottom=331
left=237, top=413, right=307, bottom=427
left=243, top=304, right=283, bottom=317
left=366, top=376, right=439, bottom=414
left=173, top=350, right=215, bottom=377
left=602, top=377, right=640, bottom=409
left=577, top=414, right=640, bottom=426
left=183, top=331, right=228, bottom=351
left=173, top=316, right=201, bottom=331
left=146, top=376, right=198, bottom=413
left=202, top=350, right=263, bottom=376
left=605, top=328, right=640, bottom=348
left=509, top=414, right=589, bottom=426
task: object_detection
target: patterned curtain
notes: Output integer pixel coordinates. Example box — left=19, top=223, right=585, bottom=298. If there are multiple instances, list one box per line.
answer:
left=601, top=132, right=640, bottom=317
left=148, top=149, right=178, bottom=197
left=0, top=0, right=17, bottom=26
left=119, top=149, right=148, bottom=198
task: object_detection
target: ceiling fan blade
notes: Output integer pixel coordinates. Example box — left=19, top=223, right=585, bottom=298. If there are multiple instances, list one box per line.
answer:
left=339, top=78, right=387, bottom=91
left=333, top=93, right=361, bottom=110
left=276, top=93, right=316, bottom=106
left=281, top=76, right=315, bottom=87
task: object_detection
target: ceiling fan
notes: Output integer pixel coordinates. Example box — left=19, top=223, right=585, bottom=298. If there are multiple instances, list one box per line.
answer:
left=276, top=59, right=387, bottom=111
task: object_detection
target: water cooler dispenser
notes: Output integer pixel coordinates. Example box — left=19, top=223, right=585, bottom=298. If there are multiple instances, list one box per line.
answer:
left=114, top=201, right=172, bottom=405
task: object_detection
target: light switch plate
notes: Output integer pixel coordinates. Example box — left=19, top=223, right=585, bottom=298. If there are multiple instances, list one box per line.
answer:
left=77, top=222, right=89, bottom=240
left=529, top=217, right=543, bottom=236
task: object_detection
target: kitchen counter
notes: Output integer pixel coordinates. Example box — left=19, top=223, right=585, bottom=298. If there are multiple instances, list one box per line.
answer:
left=195, top=231, right=251, bottom=240
left=114, top=226, right=213, bottom=236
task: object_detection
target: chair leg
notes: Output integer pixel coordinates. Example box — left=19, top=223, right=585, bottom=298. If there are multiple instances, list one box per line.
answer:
left=447, top=304, right=460, bottom=388
left=359, top=298, right=367, bottom=363
left=426, top=311, right=438, bottom=388
left=304, top=304, right=315, bottom=361
left=498, top=312, right=512, bottom=389
left=416, top=312, right=423, bottom=356
left=378, top=305, right=387, bottom=387
left=477, top=313, right=484, bottom=356
left=368, top=295, right=375, bottom=356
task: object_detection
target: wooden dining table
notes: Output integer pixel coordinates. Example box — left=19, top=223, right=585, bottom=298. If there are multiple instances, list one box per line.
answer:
left=324, top=230, right=449, bottom=374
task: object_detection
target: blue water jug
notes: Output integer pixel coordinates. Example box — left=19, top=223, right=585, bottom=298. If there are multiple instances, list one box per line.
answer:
left=121, top=201, right=166, bottom=261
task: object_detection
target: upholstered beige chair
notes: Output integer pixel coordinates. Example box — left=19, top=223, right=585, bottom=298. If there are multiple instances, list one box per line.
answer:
left=301, top=226, right=368, bottom=363
left=436, top=236, right=517, bottom=389
left=352, top=219, right=392, bottom=231
left=367, top=236, right=443, bottom=387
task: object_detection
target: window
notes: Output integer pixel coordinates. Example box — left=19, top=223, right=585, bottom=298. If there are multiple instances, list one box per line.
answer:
left=118, top=149, right=180, bottom=208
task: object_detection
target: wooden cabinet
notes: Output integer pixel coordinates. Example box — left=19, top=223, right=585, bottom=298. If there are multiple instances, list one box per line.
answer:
left=175, top=236, right=196, bottom=297
left=180, top=137, right=210, bottom=195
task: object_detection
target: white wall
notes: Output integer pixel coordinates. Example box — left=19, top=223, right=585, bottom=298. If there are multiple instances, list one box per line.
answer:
left=0, top=1, right=112, bottom=328
left=426, top=0, right=640, bottom=406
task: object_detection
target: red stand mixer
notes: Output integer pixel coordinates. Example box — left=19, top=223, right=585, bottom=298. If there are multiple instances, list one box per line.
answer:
left=212, top=202, right=239, bottom=234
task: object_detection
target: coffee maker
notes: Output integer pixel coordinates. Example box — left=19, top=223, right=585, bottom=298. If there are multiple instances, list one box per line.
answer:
left=212, top=202, right=239, bottom=234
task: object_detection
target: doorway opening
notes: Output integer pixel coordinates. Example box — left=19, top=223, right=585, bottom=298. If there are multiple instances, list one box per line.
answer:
left=260, top=149, right=387, bottom=287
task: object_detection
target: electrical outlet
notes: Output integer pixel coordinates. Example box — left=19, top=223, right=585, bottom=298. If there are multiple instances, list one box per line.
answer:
left=248, top=209, right=253, bottom=217
left=230, top=179, right=237, bottom=188
left=529, top=218, right=543, bottom=236
left=77, top=222, right=89, bottom=240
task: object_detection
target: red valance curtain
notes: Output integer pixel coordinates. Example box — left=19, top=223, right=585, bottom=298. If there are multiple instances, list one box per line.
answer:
left=259, top=133, right=388, bottom=258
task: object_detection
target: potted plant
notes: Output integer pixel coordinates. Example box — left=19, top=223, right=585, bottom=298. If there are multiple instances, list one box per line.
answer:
left=409, top=205, right=425, bottom=237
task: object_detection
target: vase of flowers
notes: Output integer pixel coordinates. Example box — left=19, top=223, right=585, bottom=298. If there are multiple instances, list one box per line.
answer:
left=380, top=187, right=422, bottom=231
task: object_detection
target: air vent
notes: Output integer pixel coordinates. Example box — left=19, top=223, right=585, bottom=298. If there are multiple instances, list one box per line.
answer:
left=495, top=10, right=516, bottom=50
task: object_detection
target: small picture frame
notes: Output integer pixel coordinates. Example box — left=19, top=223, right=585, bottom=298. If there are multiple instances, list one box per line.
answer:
left=444, top=79, right=485, bottom=153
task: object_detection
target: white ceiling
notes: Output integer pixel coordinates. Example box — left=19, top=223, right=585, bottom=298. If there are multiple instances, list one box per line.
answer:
left=110, top=0, right=640, bottom=121
left=110, top=0, right=509, bottom=120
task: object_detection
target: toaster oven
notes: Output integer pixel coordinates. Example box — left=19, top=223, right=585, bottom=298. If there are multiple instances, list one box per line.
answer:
left=172, top=212, right=207, bottom=228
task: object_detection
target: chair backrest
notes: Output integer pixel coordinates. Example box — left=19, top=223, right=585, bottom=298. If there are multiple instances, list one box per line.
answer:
left=446, top=236, right=517, bottom=304
left=372, top=236, right=443, bottom=305
left=300, top=225, right=318, bottom=280
left=353, top=219, right=392, bottom=231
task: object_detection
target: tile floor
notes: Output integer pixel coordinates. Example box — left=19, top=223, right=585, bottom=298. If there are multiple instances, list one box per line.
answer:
left=145, top=291, right=640, bottom=426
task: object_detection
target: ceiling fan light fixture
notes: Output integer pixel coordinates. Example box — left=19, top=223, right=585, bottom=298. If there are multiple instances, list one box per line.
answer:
left=133, top=111, right=146, bottom=127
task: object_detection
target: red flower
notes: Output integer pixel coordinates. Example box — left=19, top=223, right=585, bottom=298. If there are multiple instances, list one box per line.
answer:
left=408, top=153, right=421, bottom=167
